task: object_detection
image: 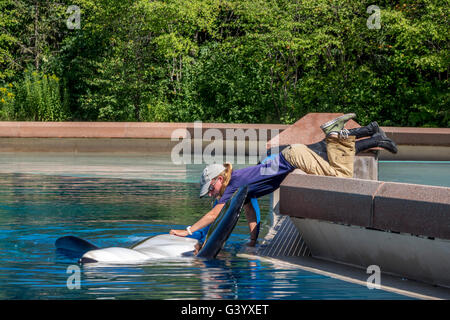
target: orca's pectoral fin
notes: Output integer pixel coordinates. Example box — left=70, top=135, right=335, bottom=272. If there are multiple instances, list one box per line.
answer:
left=181, top=250, right=196, bottom=257
left=55, top=236, right=99, bottom=257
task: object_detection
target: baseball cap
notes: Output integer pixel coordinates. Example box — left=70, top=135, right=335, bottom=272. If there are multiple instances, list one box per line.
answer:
left=199, top=163, right=226, bottom=198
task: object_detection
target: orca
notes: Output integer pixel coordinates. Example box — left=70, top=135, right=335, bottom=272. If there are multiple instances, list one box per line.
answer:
left=55, top=186, right=248, bottom=264
left=80, top=234, right=199, bottom=264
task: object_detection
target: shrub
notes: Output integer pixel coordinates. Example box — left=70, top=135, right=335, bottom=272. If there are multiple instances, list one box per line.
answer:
left=13, top=69, right=69, bottom=121
left=0, top=83, right=15, bottom=120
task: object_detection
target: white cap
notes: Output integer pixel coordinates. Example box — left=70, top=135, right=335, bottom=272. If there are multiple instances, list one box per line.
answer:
left=199, top=163, right=226, bottom=198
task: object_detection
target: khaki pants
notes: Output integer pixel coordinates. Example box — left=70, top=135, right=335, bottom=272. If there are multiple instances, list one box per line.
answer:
left=281, top=136, right=355, bottom=178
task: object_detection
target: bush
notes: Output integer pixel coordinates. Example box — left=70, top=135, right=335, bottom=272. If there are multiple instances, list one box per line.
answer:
left=0, top=83, right=15, bottom=120
left=13, top=70, right=69, bottom=121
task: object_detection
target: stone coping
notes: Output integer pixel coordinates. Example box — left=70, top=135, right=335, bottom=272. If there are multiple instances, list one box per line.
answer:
left=0, top=121, right=288, bottom=139
left=0, top=121, right=448, bottom=146
left=279, top=173, right=450, bottom=240
left=383, top=127, right=450, bottom=146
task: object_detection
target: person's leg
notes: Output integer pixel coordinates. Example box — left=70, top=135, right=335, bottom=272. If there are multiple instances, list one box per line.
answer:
left=282, top=143, right=350, bottom=177
left=320, top=113, right=356, bottom=136
left=355, top=130, right=398, bottom=154
left=308, top=120, right=377, bottom=161
left=283, top=115, right=393, bottom=178
left=244, top=202, right=258, bottom=247
left=307, top=140, right=328, bottom=161
left=325, top=135, right=356, bottom=178
left=307, top=121, right=397, bottom=158
left=303, top=113, right=354, bottom=162
left=345, top=121, right=380, bottom=139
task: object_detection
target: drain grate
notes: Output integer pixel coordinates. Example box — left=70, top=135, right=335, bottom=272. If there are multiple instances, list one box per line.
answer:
left=257, top=215, right=311, bottom=257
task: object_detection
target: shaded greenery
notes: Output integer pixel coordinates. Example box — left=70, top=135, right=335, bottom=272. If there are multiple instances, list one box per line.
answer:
left=0, top=0, right=448, bottom=127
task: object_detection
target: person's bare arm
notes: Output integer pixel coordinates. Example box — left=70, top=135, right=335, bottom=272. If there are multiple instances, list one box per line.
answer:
left=169, top=203, right=225, bottom=237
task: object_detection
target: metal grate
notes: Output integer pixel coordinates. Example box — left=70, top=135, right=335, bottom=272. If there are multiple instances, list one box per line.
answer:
left=257, top=215, right=311, bottom=257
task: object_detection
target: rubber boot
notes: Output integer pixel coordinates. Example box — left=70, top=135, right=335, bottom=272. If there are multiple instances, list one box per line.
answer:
left=355, top=131, right=398, bottom=154
left=346, top=121, right=380, bottom=139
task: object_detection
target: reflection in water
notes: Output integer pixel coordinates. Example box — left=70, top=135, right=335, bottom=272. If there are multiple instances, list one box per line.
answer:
left=76, top=255, right=326, bottom=300
left=196, top=259, right=238, bottom=300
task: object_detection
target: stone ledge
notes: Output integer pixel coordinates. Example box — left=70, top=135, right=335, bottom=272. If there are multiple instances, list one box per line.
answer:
left=382, top=127, right=450, bottom=146
left=280, top=174, right=381, bottom=227
left=279, top=173, right=450, bottom=240
left=0, top=120, right=448, bottom=146
left=373, top=183, right=450, bottom=239
left=0, top=121, right=288, bottom=139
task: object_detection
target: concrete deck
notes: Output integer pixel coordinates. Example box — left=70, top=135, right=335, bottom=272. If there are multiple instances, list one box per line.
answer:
left=238, top=252, right=450, bottom=300
left=260, top=113, right=450, bottom=291
left=277, top=171, right=450, bottom=287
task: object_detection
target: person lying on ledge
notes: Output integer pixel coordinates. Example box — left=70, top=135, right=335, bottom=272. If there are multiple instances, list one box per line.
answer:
left=169, top=114, right=397, bottom=248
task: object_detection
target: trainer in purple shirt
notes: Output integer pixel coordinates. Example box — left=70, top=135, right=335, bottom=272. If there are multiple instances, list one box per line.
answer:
left=169, top=113, right=398, bottom=250
left=217, top=153, right=294, bottom=205
left=169, top=152, right=294, bottom=248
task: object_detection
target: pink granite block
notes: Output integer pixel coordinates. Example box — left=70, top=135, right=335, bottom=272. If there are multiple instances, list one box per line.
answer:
left=373, top=182, right=450, bottom=239
left=279, top=174, right=382, bottom=226
left=0, top=122, right=287, bottom=139
left=382, top=127, right=450, bottom=146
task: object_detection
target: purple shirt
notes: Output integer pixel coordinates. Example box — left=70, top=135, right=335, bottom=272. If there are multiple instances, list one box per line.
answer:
left=217, top=152, right=295, bottom=204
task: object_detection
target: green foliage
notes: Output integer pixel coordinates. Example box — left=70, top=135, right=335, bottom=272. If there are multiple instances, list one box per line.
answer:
left=0, top=0, right=71, bottom=81
left=0, top=0, right=448, bottom=127
left=5, top=69, right=69, bottom=121
left=0, top=83, right=15, bottom=119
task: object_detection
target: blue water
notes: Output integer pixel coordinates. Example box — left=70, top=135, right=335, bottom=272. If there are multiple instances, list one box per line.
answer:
left=379, top=161, right=450, bottom=187
left=0, top=153, right=424, bottom=300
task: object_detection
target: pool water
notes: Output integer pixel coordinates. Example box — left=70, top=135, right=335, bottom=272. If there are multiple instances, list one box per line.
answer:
left=378, top=161, right=450, bottom=187
left=0, top=153, right=420, bottom=300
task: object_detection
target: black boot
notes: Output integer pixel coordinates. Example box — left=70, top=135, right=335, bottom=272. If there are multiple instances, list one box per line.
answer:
left=355, top=129, right=398, bottom=154
left=374, top=131, right=398, bottom=154
left=346, top=122, right=380, bottom=139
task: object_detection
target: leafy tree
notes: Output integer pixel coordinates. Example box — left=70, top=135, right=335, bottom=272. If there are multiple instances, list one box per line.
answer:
left=0, top=0, right=448, bottom=127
